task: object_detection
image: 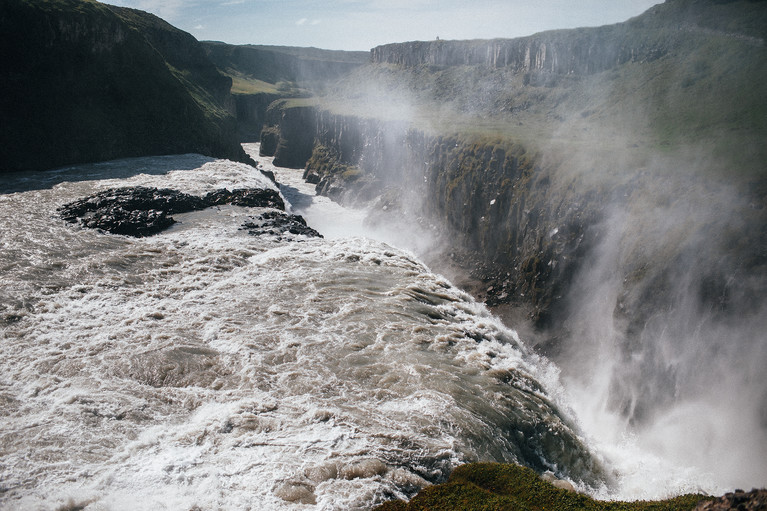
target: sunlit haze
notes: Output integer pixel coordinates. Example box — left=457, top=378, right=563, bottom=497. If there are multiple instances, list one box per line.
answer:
left=104, top=0, right=662, bottom=50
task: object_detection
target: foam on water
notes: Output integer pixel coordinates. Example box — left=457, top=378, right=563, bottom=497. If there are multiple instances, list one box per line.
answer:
left=4, top=147, right=753, bottom=509
left=1, top=152, right=599, bottom=510
left=246, top=146, right=756, bottom=502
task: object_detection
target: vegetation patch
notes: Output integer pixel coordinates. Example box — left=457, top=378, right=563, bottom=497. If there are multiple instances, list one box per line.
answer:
left=375, top=463, right=711, bottom=511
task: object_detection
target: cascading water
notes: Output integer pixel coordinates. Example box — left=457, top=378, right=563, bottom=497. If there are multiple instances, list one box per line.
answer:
left=0, top=147, right=601, bottom=510
left=1, top=144, right=760, bottom=510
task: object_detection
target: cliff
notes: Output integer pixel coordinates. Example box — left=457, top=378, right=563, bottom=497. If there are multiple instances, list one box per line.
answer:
left=202, top=42, right=368, bottom=141
left=0, top=0, right=250, bottom=172
left=370, top=26, right=666, bottom=74
left=370, top=0, right=766, bottom=73
left=266, top=0, right=767, bottom=434
left=263, top=99, right=318, bottom=168
left=299, top=112, right=601, bottom=327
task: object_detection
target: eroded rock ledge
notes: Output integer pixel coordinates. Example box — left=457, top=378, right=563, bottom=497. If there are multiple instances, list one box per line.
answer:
left=58, top=186, right=322, bottom=239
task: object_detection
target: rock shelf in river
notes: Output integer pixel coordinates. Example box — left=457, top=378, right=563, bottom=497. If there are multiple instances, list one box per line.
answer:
left=59, top=186, right=286, bottom=237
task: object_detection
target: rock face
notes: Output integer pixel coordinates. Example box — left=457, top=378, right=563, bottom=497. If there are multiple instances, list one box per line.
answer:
left=234, top=93, right=284, bottom=141
left=0, top=0, right=250, bottom=172
left=59, top=186, right=285, bottom=237
left=264, top=100, right=318, bottom=168
left=369, top=0, right=767, bottom=73
left=371, top=26, right=666, bottom=73
left=693, top=489, right=767, bottom=511
left=240, top=211, right=322, bottom=239
left=303, top=114, right=599, bottom=327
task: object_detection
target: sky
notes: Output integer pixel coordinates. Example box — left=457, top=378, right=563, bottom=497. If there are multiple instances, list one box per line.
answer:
left=105, top=0, right=663, bottom=51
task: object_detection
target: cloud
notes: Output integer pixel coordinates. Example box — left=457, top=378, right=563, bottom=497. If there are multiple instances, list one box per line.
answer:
left=296, top=17, right=321, bottom=27
left=220, top=0, right=245, bottom=4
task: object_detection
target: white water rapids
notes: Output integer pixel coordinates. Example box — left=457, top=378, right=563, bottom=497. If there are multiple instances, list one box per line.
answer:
left=0, top=144, right=741, bottom=509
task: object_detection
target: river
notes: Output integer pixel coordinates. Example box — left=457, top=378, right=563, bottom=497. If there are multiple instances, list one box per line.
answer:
left=0, top=144, right=740, bottom=509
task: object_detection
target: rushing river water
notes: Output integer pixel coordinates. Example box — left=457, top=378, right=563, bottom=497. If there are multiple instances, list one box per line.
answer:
left=0, top=144, right=744, bottom=510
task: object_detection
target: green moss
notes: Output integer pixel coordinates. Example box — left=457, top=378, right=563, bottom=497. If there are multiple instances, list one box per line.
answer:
left=340, top=167, right=363, bottom=182
left=306, top=144, right=352, bottom=178
left=375, top=463, right=711, bottom=511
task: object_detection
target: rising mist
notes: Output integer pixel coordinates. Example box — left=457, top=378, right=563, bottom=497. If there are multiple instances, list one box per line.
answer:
left=270, top=0, right=767, bottom=496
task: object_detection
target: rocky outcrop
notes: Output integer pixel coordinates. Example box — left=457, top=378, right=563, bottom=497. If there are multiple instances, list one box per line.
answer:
left=262, top=100, right=318, bottom=168
left=371, top=26, right=667, bottom=74
left=59, top=186, right=285, bottom=237
left=304, top=114, right=600, bottom=327
left=693, top=489, right=767, bottom=511
left=240, top=211, right=322, bottom=239
left=0, top=0, right=250, bottom=172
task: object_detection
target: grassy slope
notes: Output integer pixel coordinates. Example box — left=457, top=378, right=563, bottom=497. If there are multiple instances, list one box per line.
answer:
left=375, top=463, right=710, bottom=511
left=202, top=41, right=368, bottom=96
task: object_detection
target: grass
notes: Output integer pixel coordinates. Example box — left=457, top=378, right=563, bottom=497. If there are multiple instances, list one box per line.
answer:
left=229, top=74, right=280, bottom=95
left=375, top=463, right=711, bottom=511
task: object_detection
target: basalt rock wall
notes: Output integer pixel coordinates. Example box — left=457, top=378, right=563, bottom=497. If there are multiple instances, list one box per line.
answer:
left=234, top=92, right=284, bottom=141
left=370, top=26, right=667, bottom=74
left=301, top=110, right=601, bottom=327
left=264, top=100, right=318, bottom=168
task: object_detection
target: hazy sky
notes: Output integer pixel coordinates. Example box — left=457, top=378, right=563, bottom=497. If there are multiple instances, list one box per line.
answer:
left=106, top=0, right=662, bottom=51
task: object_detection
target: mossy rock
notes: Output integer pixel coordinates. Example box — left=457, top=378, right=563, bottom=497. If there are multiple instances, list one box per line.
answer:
left=259, top=126, right=280, bottom=156
left=375, top=463, right=711, bottom=511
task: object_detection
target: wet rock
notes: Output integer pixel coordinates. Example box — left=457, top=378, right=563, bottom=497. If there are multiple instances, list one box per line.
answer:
left=240, top=211, right=323, bottom=239
left=58, top=186, right=200, bottom=237
left=304, top=171, right=321, bottom=184
left=693, top=489, right=767, bottom=511
left=59, top=186, right=205, bottom=219
left=59, top=186, right=286, bottom=237
left=540, top=470, right=576, bottom=492
left=203, top=187, right=284, bottom=210
left=259, top=126, right=280, bottom=157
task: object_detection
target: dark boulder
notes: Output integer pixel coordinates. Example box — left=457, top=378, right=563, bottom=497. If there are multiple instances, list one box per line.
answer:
left=59, top=186, right=287, bottom=237
left=60, top=187, right=207, bottom=219
left=202, top=188, right=284, bottom=210
left=240, top=211, right=322, bottom=239
left=694, top=489, right=767, bottom=511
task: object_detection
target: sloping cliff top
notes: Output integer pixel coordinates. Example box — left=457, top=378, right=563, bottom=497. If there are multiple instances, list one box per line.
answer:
left=202, top=41, right=369, bottom=93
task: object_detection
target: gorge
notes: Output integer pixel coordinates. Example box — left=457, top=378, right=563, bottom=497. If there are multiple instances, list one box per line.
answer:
left=1, top=0, right=766, bottom=509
